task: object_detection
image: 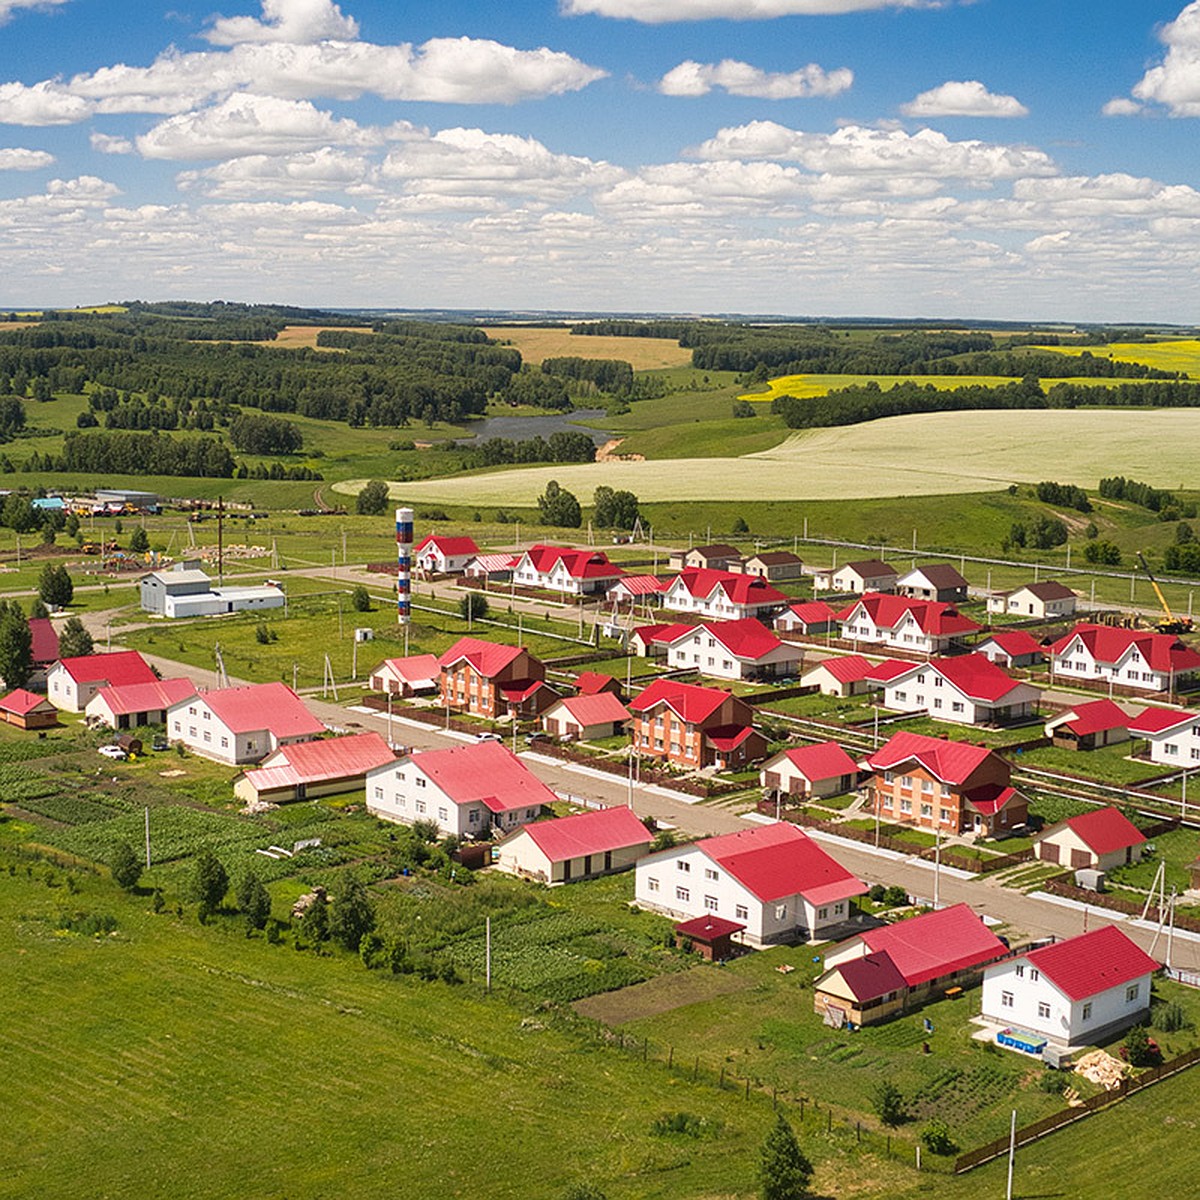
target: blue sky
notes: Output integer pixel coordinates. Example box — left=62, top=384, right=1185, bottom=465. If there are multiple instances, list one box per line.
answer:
left=2, top=0, right=1199, bottom=320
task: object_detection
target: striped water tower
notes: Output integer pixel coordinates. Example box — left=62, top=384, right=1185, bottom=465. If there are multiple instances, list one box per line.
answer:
left=395, top=506, right=413, bottom=626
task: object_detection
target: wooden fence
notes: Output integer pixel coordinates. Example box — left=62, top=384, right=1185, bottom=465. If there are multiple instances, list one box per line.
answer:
left=1043, top=877, right=1200, bottom=933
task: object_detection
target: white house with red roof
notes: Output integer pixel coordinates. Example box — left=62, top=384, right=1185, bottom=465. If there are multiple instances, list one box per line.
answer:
left=987, top=581, right=1077, bottom=619
left=981, top=924, right=1159, bottom=1050
left=629, top=678, right=767, bottom=769
left=630, top=623, right=695, bottom=657
left=634, top=822, right=866, bottom=947
left=775, top=600, right=839, bottom=637
left=864, top=730, right=1026, bottom=836
left=896, top=563, right=969, bottom=603
left=976, top=630, right=1045, bottom=669
left=837, top=593, right=981, bottom=655
left=463, top=552, right=518, bottom=582
left=366, top=740, right=557, bottom=838
left=814, top=903, right=1008, bottom=1026
left=368, top=654, right=441, bottom=698
left=800, top=654, right=903, bottom=698
left=167, top=682, right=325, bottom=764
left=660, top=568, right=786, bottom=621
left=815, top=560, right=898, bottom=594
left=85, top=677, right=197, bottom=730
left=880, top=655, right=1042, bottom=726
left=541, top=692, right=631, bottom=741
left=1045, top=699, right=1134, bottom=750
left=1034, top=807, right=1146, bottom=872
left=495, top=806, right=652, bottom=885
left=665, top=619, right=800, bottom=682
left=414, top=534, right=479, bottom=575
left=606, top=575, right=666, bottom=606
left=1050, top=624, right=1200, bottom=693
left=760, top=741, right=860, bottom=800
left=513, top=544, right=624, bottom=596
left=47, top=650, right=158, bottom=713
left=1128, top=705, right=1200, bottom=767
left=234, top=731, right=397, bottom=805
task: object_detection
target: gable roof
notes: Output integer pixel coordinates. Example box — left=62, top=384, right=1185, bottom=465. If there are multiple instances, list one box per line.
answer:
left=439, top=636, right=526, bottom=678
left=671, top=568, right=786, bottom=606
left=405, top=740, right=559, bottom=812
left=898, top=563, right=968, bottom=589
left=92, top=677, right=197, bottom=717
left=837, top=560, right=896, bottom=581
left=1050, top=624, right=1200, bottom=673
left=1050, top=698, right=1133, bottom=737
left=245, top=732, right=397, bottom=792
left=28, top=617, right=59, bottom=665
left=468, top=552, right=520, bottom=574
left=837, top=593, right=980, bottom=637
left=415, top=534, right=479, bottom=558
left=1021, top=925, right=1159, bottom=1002
left=521, top=544, right=624, bottom=581
left=612, top=574, right=666, bottom=596
left=865, top=730, right=999, bottom=786
left=699, top=822, right=864, bottom=906
left=576, top=671, right=618, bottom=695
left=1128, top=706, right=1198, bottom=737
left=864, top=659, right=912, bottom=682
left=517, top=805, right=651, bottom=862
left=857, top=903, right=1007, bottom=987
left=805, top=654, right=875, bottom=685
left=548, top=692, right=630, bottom=727
left=829, top=951, right=909, bottom=1003
left=200, top=682, right=325, bottom=739
left=694, top=618, right=786, bottom=661
left=632, top=623, right=697, bottom=648
left=687, top=543, right=741, bottom=561
left=781, top=600, right=837, bottom=625
left=0, top=688, right=55, bottom=716
left=979, top=630, right=1044, bottom=659
left=896, top=654, right=1029, bottom=704
left=376, top=654, right=441, bottom=685
left=1013, top=580, right=1076, bottom=602
left=1049, top=807, right=1147, bottom=856
left=746, top=551, right=802, bottom=567
left=771, top=741, right=859, bottom=783
left=55, top=650, right=156, bottom=688
left=629, top=678, right=732, bottom=724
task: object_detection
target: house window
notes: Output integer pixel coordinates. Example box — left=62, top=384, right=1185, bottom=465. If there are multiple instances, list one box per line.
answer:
left=468, top=810, right=479, bottom=824
left=438, top=807, right=448, bottom=822
left=1126, top=983, right=1140, bottom=1002
left=1015, top=964, right=1024, bottom=978
left=895, top=691, right=907, bottom=702
left=704, top=868, right=719, bottom=881
left=1166, top=744, right=1179, bottom=756
left=933, top=698, right=943, bottom=710
left=951, top=702, right=964, bottom=713
left=900, top=775, right=912, bottom=788
left=920, top=803, right=932, bottom=817
left=704, top=895, right=719, bottom=912
left=1001, top=991, right=1013, bottom=1008
left=415, top=800, right=426, bottom=814
left=900, top=798, right=912, bottom=813
left=221, top=737, right=229, bottom=748
left=678, top=860, right=691, bottom=872
left=203, top=731, right=211, bottom=743
left=647, top=877, right=659, bottom=892
left=1082, top=1002, right=1093, bottom=1021
left=884, top=771, right=894, bottom=783
left=173, top=721, right=181, bottom=732
left=921, top=778, right=933, bottom=792
left=834, top=902, right=844, bottom=915
left=416, top=777, right=427, bottom=787
left=676, top=886, right=690, bottom=902
left=188, top=726, right=197, bottom=738
left=1037, top=1002, right=1051, bottom=1020
left=939, top=808, right=951, bottom=823
left=735, top=904, right=748, bottom=920
left=1030, top=969, right=1039, bottom=982
left=818, top=907, right=828, bottom=920
left=373, top=787, right=383, bottom=799
left=774, top=904, right=787, bottom=920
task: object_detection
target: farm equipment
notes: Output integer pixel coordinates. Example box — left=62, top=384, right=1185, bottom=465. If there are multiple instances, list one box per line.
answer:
left=1136, top=551, right=1194, bottom=635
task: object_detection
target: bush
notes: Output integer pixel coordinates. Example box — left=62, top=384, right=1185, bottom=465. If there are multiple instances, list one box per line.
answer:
left=1122, top=1025, right=1162, bottom=1067
left=356, top=479, right=390, bottom=516
left=873, top=1080, right=906, bottom=1127
left=1038, top=1068, right=1067, bottom=1094
left=459, top=592, right=488, bottom=621
left=883, top=885, right=909, bottom=908
left=1152, top=1000, right=1191, bottom=1033
left=921, top=1120, right=958, bottom=1155
left=868, top=883, right=886, bottom=903
left=351, top=585, right=372, bottom=613
left=108, top=841, right=142, bottom=891
left=650, top=1111, right=721, bottom=1138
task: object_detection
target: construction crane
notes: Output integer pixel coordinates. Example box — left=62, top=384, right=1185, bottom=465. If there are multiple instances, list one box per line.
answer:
left=1136, top=551, right=1194, bottom=635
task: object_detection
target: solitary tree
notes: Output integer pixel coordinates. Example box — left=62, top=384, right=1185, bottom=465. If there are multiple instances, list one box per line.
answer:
left=57, top=615, right=93, bottom=659
left=238, top=869, right=272, bottom=932
left=38, top=562, right=73, bottom=608
left=759, top=1112, right=813, bottom=1200
left=592, top=486, right=640, bottom=530
left=356, top=479, right=390, bottom=516
left=873, top=1080, right=906, bottom=1127
left=459, top=592, right=488, bottom=622
left=329, top=873, right=376, bottom=952
left=350, top=584, right=372, bottom=613
left=304, top=891, right=330, bottom=942
left=109, top=841, right=142, bottom=891
left=537, top=480, right=582, bottom=528
left=188, top=849, right=229, bottom=921
left=0, top=603, right=32, bottom=687
left=129, top=526, right=150, bottom=553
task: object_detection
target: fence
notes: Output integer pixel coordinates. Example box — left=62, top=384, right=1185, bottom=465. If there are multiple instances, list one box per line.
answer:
left=1042, top=877, right=1200, bottom=933
left=953, top=1045, right=1200, bottom=1173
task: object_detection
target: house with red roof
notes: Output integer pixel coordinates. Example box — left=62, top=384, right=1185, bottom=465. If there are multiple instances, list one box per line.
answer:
left=837, top=593, right=981, bottom=655
left=234, top=731, right=397, bottom=806
left=1128, top=705, right=1200, bottom=767
left=981, top=924, right=1159, bottom=1050
left=660, top=568, right=786, bottom=621
left=541, top=692, right=631, bottom=741
left=630, top=623, right=696, bottom=658
left=575, top=671, right=622, bottom=698
left=896, top=563, right=969, bottom=603
left=987, top=580, right=1078, bottom=620
left=975, top=630, right=1046, bottom=669
left=1044, top=699, right=1135, bottom=750
left=368, top=653, right=441, bottom=698
left=814, top=560, right=898, bottom=594
left=47, top=650, right=158, bottom=713
left=634, top=822, right=866, bottom=947
left=629, top=678, right=767, bottom=769
left=879, top=655, right=1042, bottom=726
left=85, top=677, right=197, bottom=730
left=1050, top=623, right=1200, bottom=693
left=1034, top=806, right=1146, bottom=872
left=463, top=552, right=518, bottom=582
left=0, top=688, right=58, bottom=729
left=414, top=534, right=479, bottom=575
left=814, top=903, right=1008, bottom=1026
left=167, top=682, right=325, bottom=764
left=665, top=619, right=800, bottom=682
left=760, top=741, right=860, bottom=800
left=366, top=740, right=557, bottom=838
left=438, top=636, right=547, bottom=720
left=513, top=544, right=624, bottom=596
left=495, top=805, right=652, bottom=885
left=801, top=654, right=892, bottom=698
left=26, top=616, right=59, bottom=686
left=775, top=599, right=839, bottom=637
left=606, top=575, right=667, bottom=606
left=863, top=730, right=1027, bottom=836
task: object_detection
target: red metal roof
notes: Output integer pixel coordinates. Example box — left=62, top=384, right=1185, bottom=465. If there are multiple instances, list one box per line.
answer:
left=675, top=913, right=746, bottom=940
left=704, top=724, right=758, bottom=752
left=468, top=552, right=519, bottom=573
left=612, top=574, right=666, bottom=595
left=808, top=654, right=875, bottom=684
left=864, top=659, right=910, bottom=682
left=782, top=600, right=837, bottom=625
left=980, top=630, right=1044, bottom=659
left=551, top=692, right=631, bottom=727
left=1057, top=807, right=1147, bottom=856
left=575, top=671, right=618, bottom=695
left=1054, top=698, right=1133, bottom=737
left=56, top=650, right=156, bottom=688
left=700, top=822, right=865, bottom=905
left=92, top=677, right=196, bottom=716
left=696, top=618, right=786, bottom=661
left=1022, top=925, right=1159, bottom=1002
left=415, top=534, right=479, bottom=557
left=858, top=903, right=1007, bottom=988
left=202, top=682, right=325, bottom=738
left=671, top=568, right=786, bottom=606
left=1050, top=623, right=1200, bottom=673
left=378, top=654, right=441, bottom=685
left=632, top=623, right=697, bottom=648
left=0, top=688, right=55, bottom=716
left=1129, top=706, right=1197, bottom=736
left=498, top=679, right=554, bottom=704
left=409, top=740, right=559, bottom=812
left=630, top=678, right=732, bottom=723
left=28, top=617, right=58, bottom=666
left=246, top=732, right=397, bottom=793
left=829, top=950, right=908, bottom=1003
left=775, top=741, right=859, bottom=783
left=439, top=636, right=526, bottom=678
left=521, top=544, right=624, bottom=581
left=865, top=730, right=999, bottom=786
left=901, top=654, right=1028, bottom=704
left=963, top=784, right=1021, bottom=817
left=519, top=805, right=651, bottom=862
left=837, top=593, right=980, bottom=637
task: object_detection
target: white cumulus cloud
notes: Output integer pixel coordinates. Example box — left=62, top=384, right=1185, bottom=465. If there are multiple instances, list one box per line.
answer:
left=0, top=0, right=69, bottom=25
left=90, top=132, right=134, bottom=154
left=1102, top=97, right=1143, bottom=117
left=205, top=0, right=358, bottom=46
left=901, top=80, right=1028, bottom=118
left=562, top=0, right=941, bottom=21
left=0, top=81, right=90, bottom=126
left=659, top=59, right=852, bottom=99
left=0, top=146, right=53, bottom=169
left=1130, top=1, right=1200, bottom=116
left=177, top=147, right=371, bottom=197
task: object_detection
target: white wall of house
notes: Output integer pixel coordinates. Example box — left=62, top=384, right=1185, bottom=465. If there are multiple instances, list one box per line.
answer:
left=495, top=832, right=647, bottom=884
left=1035, top=825, right=1143, bottom=872
left=759, top=755, right=852, bottom=798
left=46, top=665, right=88, bottom=712
left=981, top=958, right=1152, bottom=1047
left=1139, top=720, right=1200, bottom=767
left=166, top=697, right=281, bottom=764
left=1052, top=640, right=1182, bottom=692
left=988, top=588, right=1076, bottom=619
left=882, top=669, right=1039, bottom=725
left=665, top=630, right=798, bottom=681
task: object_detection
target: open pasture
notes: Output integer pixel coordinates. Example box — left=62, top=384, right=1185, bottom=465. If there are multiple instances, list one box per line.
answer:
left=481, top=326, right=693, bottom=369
left=742, top=372, right=1120, bottom=403
left=271, top=324, right=373, bottom=349
left=358, top=408, right=1200, bottom=505
left=1034, top=338, right=1200, bottom=375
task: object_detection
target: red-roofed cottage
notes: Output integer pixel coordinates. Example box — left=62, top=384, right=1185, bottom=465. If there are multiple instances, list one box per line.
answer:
left=0, top=688, right=58, bottom=729
left=660, top=568, right=786, bottom=621
left=1128, top=705, right=1200, bottom=767
left=47, top=650, right=158, bottom=713
left=368, top=654, right=441, bottom=698
left=366, top=740, right=557, bottom=838
left=814, top=903, right=1008, bottom=1025
left=438, top=637, right=546, bottom=719
left=838, top=593, right=981, bottom=655
left=513, top=544, right=624, bottom=596
left=775, top=600, right=839, bottom=637
left=575, top=671, right=622, bottom=698
left=1034, top=806, right=1146, bottom=872
left=1044, top=699, right=1134, bottom=750
left=864, top=730, right=1027, bottom=836
left=541, top=692, right=631, bottom=741
left=234, top=731, right=397, bottom=805
left=801, top=654, right=879, bottom=697
left=760, top=741, right=861, bottom=800
left=27, top=616, right=59, bottom=686
left=879, top=655, right=1042, bottom=726
left=634, top=822, right=866, bottom=947
left=495, top=806, right=652, bottom=885
left=1050, top=624, right=1200, bottom=692
left=85, top=677, right=197, bottom=730
left=630, top=678, right=767, bottom=769
left=976, top=630, right=1046, bottom=669
left=665, top=619, right=800, bottom=682
left=415, top=534, right=479, bottom=575
left=981, top=925, right=1159, bottom=1050
left=630, top=623, right=695, bottom=658
left=167, top=682, right=325, bottom=764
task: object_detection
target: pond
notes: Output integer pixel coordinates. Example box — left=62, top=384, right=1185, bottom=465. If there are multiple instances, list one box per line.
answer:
left=459, top=408, right=612, bottom=446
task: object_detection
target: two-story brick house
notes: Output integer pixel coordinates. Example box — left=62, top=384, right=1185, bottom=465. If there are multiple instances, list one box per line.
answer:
left=438, top=637, right=546, bottom=719
left=629, top=678, right=767, bottom=769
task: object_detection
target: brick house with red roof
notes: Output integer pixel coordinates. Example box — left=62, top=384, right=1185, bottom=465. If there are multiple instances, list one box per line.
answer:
left=660, top=568, right=786, bottom=621
left=837, top=593, right=981, bottom=655
left=512, top=544, right=625, bottom=596
left=814, top=903, right=1009, bottom=1025
left=1050, top=623, right=1200, bottom=693
left=1044, top=698, right=1133, bottom=750
left=167, top=682, right=325, bottom=764
left=863, top=730, right=1027, bottom=836
left=414, top=534, right=479, bottom=575
left=665, top=618, right=800, bottom=682
left=634, top=822, right=866, bottom=947
left=880, top=654, right=1042, bottom=726
left=495, top=806, right=652, bottom=885
left=438, top=636, right=547, bottom=719
left=760, top=741, right=861, bottom=800
left=47, top=650, right=158, bottom=713
left=629, top=678, right=767, bottom=769
left=1034, top=806, right=1146, bottom=872
left=981, top=925, right=1159, bottom=1049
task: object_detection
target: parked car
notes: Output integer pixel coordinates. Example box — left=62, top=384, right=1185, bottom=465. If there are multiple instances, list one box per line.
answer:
left=97, top=745, right=127, bottom=760
left=151, top=737, right=169, bottom=752
left=525, top=731, right=550, bottom=745
left=474, top=732, right=502, bottom=743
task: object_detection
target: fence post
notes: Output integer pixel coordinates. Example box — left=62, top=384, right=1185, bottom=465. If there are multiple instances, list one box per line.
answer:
left=745, top=1078, right=751, bottom=1100
left=720, top=1065, right=725, bottom=1088
left=668, top=1045, right=673, bottom=1069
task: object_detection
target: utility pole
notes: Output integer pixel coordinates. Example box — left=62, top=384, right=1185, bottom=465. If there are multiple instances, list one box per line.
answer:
left=145, top=807, right=151, bottom=868
left=217, top=495, right=224, bottom=586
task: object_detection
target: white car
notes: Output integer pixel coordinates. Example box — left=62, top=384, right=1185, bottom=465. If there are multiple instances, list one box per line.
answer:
left=474, top=732, right=502, bottom=743
left=97, top=745, right=127, bottom=761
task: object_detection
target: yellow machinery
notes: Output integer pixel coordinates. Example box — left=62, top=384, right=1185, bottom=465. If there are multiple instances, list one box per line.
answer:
left=1136, top=551, right=1194, bottom=635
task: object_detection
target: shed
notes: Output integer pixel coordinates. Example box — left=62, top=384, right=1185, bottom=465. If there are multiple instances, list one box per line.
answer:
left=675, top=914, right=746, bottom=961
left=0, top=688, right=59, bottom=730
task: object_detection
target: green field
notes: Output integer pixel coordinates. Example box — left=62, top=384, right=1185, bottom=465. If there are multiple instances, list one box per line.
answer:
left=1034, top=339, right=1200, bottom=375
